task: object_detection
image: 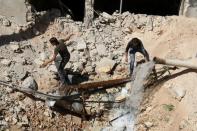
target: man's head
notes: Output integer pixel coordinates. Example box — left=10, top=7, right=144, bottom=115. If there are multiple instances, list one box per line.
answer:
left=49, top=37, right=59, bottom=46
left=130, top=37, right=142, bottom=46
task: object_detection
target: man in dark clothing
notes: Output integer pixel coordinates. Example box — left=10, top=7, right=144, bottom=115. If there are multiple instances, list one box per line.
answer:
left=125, top=37, right=150, bottom=76
left=40, top=34, right=73, bottom=86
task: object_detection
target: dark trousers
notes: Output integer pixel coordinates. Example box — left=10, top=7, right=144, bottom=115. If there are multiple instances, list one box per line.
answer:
left=57, top=56, right=70, bottom=85
left=129, top=46, right=149, bottom=76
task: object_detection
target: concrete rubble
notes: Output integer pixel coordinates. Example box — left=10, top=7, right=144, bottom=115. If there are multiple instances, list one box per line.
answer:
left=0, top=5, right=194, bottom=130
left=22, top=76, right=38, bottom=91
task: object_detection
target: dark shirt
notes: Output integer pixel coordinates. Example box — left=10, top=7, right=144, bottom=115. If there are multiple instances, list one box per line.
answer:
left=54, top=40, right=70, bottom=60
left=125, top=40, right=143, bottom=53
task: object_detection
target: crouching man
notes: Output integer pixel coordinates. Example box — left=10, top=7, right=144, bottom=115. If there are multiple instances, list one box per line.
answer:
left=125, top=37, right=150, bottom=77
left=40, top=34, right=73, bottom=86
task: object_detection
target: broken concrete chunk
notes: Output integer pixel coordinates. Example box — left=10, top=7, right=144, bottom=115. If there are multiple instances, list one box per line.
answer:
left=13, top=57, right=26, bottom=64
left=179, top=119, right=189, bottom=130
left=96, top=58, right=116, bottom=73
left=101, top=12, right=115, bottom=23
left=102, top=12, right=112, bottom=18
left=22, top=76, right=38, bottom=91
left=96, top=44, right=107, bottom=56
left=85, top=66, right=94, bottom=73
left=2, top=18, right=11, bottom=27
left=72, top=102, right=84, bottom=113
left=4, top=76, right=11, bottom=82
left=169, top=86, right=186, bottom=101
left=9, top=44, right=20, bottom=51
left=12, top=63, right=28, bottom=80
left=34, top=59, right=43, bottom=66
left=115, top=95, right=126, bottom=102
left=45, top=100, right=56, bottom=107
left=76, top=38, right=87, bottom=51
left=39, top=52, right=48, bottom=61
left=48, top=64, right=57, bottom=72
left=1, top=59, right=11, bottom=66
left=144, top=121, right=153, bottom=128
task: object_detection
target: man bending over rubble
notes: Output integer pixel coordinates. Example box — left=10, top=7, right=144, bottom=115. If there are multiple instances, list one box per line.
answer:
left=40, top=34, right=73, bottom=86
left=125, top=37, right=150, bottom=76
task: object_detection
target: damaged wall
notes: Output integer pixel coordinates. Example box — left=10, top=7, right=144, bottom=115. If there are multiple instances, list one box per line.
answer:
left=179, top=0, right=197, bottom=17
left=0, top=0, right=30, bottom=25
left=0, top=0, right=196, bottom=26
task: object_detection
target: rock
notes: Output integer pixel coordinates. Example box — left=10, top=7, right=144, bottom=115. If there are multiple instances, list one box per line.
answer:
left=6, top=87, right=13, bottom=93
left=12, top=117, right=18, bottom=125
left=169, top=86, right=186, bottom=101
left=9, top=43, right=20, bottom=52
left=13, top=57, right=26, bottom=64
left=2, top=71, right=12, bottom=82
left=48, top=64, right=57, bottom=72
left=45, top=100, right=56, bottom=107
left=101, top=12, right=115, bottom=23
left=76, top=38, right=87, bottom=51
left=70, top=52, right=80, bottom=62
left=90, top=49, right=98, bottom=57
left=136, top=124, right=147, bottom=131
left=12, top=63, right=28, bottom=80
left=65, top=62, right=72, bottom=69
left=22, top=76, right=38, bottom=91
left=146, top=17, right=154, bottom=31
left=5, top=117, right=9, bottom=122
left=101, top=12, right=110, bottom=18
left=0, top=120, right=8, bottom=126
left=21, top=115, right=29, bottom=125
left=125, top=82, right=132, bottom=90
left=20, top=97, right=34, bottom=108
left=72, top=61, right=84, bottom=72
left=96, top=44, right=107, bottom=56
left=96, top=58, right=116, bottom=73
left=146, top=106, right=153, bottom=112
left=1, top=59, right=11, bottom=66
left=43, top=109, right=53, bottom=118
left=72, top=102, right=84, bottom=113
left=34, top=59, right=43, bottom=66
left=121, top=11, right=131, bottom=19
left=2, top=18, right=11, bottom=27
left=39, top=52, right=48, bottom=61
left=179, top=119, right=189, bottom=130
left=144, top=121, right=153, bottom=128
left=115, top=95, right=126, bottom=102
left=85, top=66, right=94, bottom=73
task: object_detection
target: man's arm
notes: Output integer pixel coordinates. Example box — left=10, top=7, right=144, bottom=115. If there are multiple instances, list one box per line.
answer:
left=64, top=33, right=74, bottom=42
left=40, top=53, right=57, bottom=68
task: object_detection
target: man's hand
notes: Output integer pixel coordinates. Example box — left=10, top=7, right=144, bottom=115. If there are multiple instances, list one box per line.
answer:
left=125, top=57, right=128, bottom=63
left=40, top=62, right=48, bottom=68
left=40, top=54, right=57, bottom=68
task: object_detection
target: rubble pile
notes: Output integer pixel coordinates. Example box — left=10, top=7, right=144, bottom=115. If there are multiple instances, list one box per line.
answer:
left=0, top=9, right=173, bottom=130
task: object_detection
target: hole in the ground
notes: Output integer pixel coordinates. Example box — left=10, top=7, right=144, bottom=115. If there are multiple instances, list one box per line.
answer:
left=29, top=0, right=85, bottom=21
left=94, top=0, right=181, bottom=16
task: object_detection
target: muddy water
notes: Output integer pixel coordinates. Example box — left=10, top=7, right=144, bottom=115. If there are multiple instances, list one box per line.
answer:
left=103, top=61, right=155, bottom=131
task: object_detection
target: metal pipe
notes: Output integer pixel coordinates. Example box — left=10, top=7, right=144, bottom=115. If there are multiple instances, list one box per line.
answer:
left=153, top=57, right=197, bottom=70
left=119, top=0, right=123, bottom=14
